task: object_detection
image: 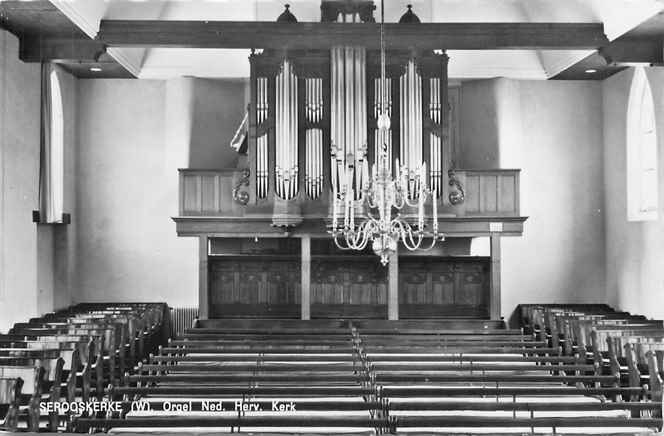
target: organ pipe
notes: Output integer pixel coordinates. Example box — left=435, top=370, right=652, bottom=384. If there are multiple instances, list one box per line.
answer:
left=373, top=77, right=392, bottom=176
left=400, top=59, right=423, bottom=199
left=275, top=60, right=298, bottom=200
left=430, top=132, right=441, bottom=197
left=306, top=128, right=323, bottom=199
left=330, top=46, right=367, bottom=200
left=257, top=134, right=268, bottom=199
left=429, top=78, right=442, bottom=198
left=249, top=43, right=447, bottom=207
left=256, top=77, right=269, bottom=199
left=306, top=78, right=323, bottom=123
left=429, top=77, right=441, bottom=124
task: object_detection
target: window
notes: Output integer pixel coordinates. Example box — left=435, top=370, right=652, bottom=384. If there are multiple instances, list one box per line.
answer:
left=39, top=64, right=65, bottom=223
left=626, top=67, right=658, bottom=222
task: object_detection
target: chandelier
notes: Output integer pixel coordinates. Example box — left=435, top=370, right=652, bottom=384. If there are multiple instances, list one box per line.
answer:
left=329, top=1, right=444, bottom=265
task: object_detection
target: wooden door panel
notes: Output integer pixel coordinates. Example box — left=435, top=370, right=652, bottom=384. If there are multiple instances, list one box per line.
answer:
left=209, top=258, right=300, bottom=318
left=400, top=257, right=489, bottom=318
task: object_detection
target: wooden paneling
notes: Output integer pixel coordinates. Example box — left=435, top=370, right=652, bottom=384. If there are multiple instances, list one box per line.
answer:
left=311, top=258, right=387, bottom=319
left=209, top=258, right=300, bottom=318
left=460, top=169, right=520, bottom=217
left=399, top=257, right=490, bottom=319
left=179, top=169, right=239, bottom=216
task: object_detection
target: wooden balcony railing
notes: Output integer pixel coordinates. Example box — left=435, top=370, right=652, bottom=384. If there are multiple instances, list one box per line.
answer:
left=453, top=169, right=520, bottom=217
left=179, top=169, right=247, bottom=217
left=178, top=168, right=520, bottom=218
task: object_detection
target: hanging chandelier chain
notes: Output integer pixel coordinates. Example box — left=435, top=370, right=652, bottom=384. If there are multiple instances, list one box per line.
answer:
left=329, top=2, right=444, bottom=265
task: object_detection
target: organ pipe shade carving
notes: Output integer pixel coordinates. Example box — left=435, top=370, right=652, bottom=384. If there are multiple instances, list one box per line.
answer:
left=275, top=60, right=298, bottom=200
left=330, top=46, right=367, bottom=200
left=305, top=129, right=323, bottom=199
left=400, top=59, right=423, bottom=199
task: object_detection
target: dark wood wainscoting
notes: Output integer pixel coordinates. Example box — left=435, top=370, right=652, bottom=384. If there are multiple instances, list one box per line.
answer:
left=399, top=257, right=490, bottom=319
left=209, top=257, right=301, bottom=318
left=209, top=253, right=490, bottom=319
left=311, top=257, right=387, bottom=319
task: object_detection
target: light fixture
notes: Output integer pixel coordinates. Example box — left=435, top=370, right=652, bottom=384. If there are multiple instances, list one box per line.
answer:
left=329, top=1, right=444, bottom=265
left=584, top=68, right=598, bottom=74
left=90, top=67, right=102, bottom=72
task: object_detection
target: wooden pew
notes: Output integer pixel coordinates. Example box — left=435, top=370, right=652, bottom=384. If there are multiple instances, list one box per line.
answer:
left=73, top=317, right=663, bottom=434
left=0, top=366, right=45, bottom=431
left=0, top=377, right=22, bottom=432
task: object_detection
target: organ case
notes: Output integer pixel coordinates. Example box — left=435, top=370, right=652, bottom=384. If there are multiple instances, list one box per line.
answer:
left=246, top=45, right=451, bottom=219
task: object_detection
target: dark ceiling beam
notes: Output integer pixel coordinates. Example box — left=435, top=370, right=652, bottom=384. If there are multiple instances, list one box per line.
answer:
left=552, top=37, right=663, bottom=80
left=598, top=38, right=663, bottom=65
left=19, top=36, right=106, bottom=62
left=97, top=21, right=608, bottom=50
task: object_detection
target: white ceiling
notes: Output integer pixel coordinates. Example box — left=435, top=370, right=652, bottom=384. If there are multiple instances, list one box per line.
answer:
left=49, top=0, right=664, bottom=79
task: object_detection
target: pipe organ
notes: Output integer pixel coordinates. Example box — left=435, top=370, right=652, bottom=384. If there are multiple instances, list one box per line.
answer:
left=246, top=4, right=450, bottom=222
left=180, top=3, right=526, bottom=321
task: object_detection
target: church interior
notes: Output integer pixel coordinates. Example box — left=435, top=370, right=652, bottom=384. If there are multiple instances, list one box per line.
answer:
left=1, top=0, right=664, bottom=433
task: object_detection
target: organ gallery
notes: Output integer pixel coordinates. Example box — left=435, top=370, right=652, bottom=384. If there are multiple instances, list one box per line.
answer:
left=178, top=2, right=525, bottom=320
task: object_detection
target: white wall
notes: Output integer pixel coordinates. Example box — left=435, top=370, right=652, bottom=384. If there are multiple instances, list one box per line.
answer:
left=0, top=32, right=77, bottom=332
left=603, top=68, right=664, bottom=321
left=75, top=79, right=196, bottom=307
left=74, top=77, right=250, bottom=307
left=460, top=78, right=606, bottom=320
left=0, top=31, right=41, bottom=331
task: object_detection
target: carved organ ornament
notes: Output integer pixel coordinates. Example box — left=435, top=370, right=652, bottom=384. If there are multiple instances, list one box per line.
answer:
left=248, top=3, right=453, bottom=238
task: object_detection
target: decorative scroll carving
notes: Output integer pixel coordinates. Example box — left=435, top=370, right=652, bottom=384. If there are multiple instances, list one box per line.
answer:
left=233, top=168, right=250, bottom=205
left=448, top=169, right=465, bottom=205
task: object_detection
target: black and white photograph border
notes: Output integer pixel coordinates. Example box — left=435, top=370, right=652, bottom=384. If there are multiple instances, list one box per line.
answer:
left=0, top=0, right=663, bottom=434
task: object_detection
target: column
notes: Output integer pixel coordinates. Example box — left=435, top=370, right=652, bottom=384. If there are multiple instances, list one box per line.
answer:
left=388, top=249, right=399, bottom=320
left=198, top=235, right=209, bottom=320
left=301, top=236, right=311, bottom=320
left=490, top=234, right=501, bottom=320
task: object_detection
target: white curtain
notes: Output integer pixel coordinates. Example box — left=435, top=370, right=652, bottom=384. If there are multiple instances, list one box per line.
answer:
left=38, top=63, right=64, bottom=223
